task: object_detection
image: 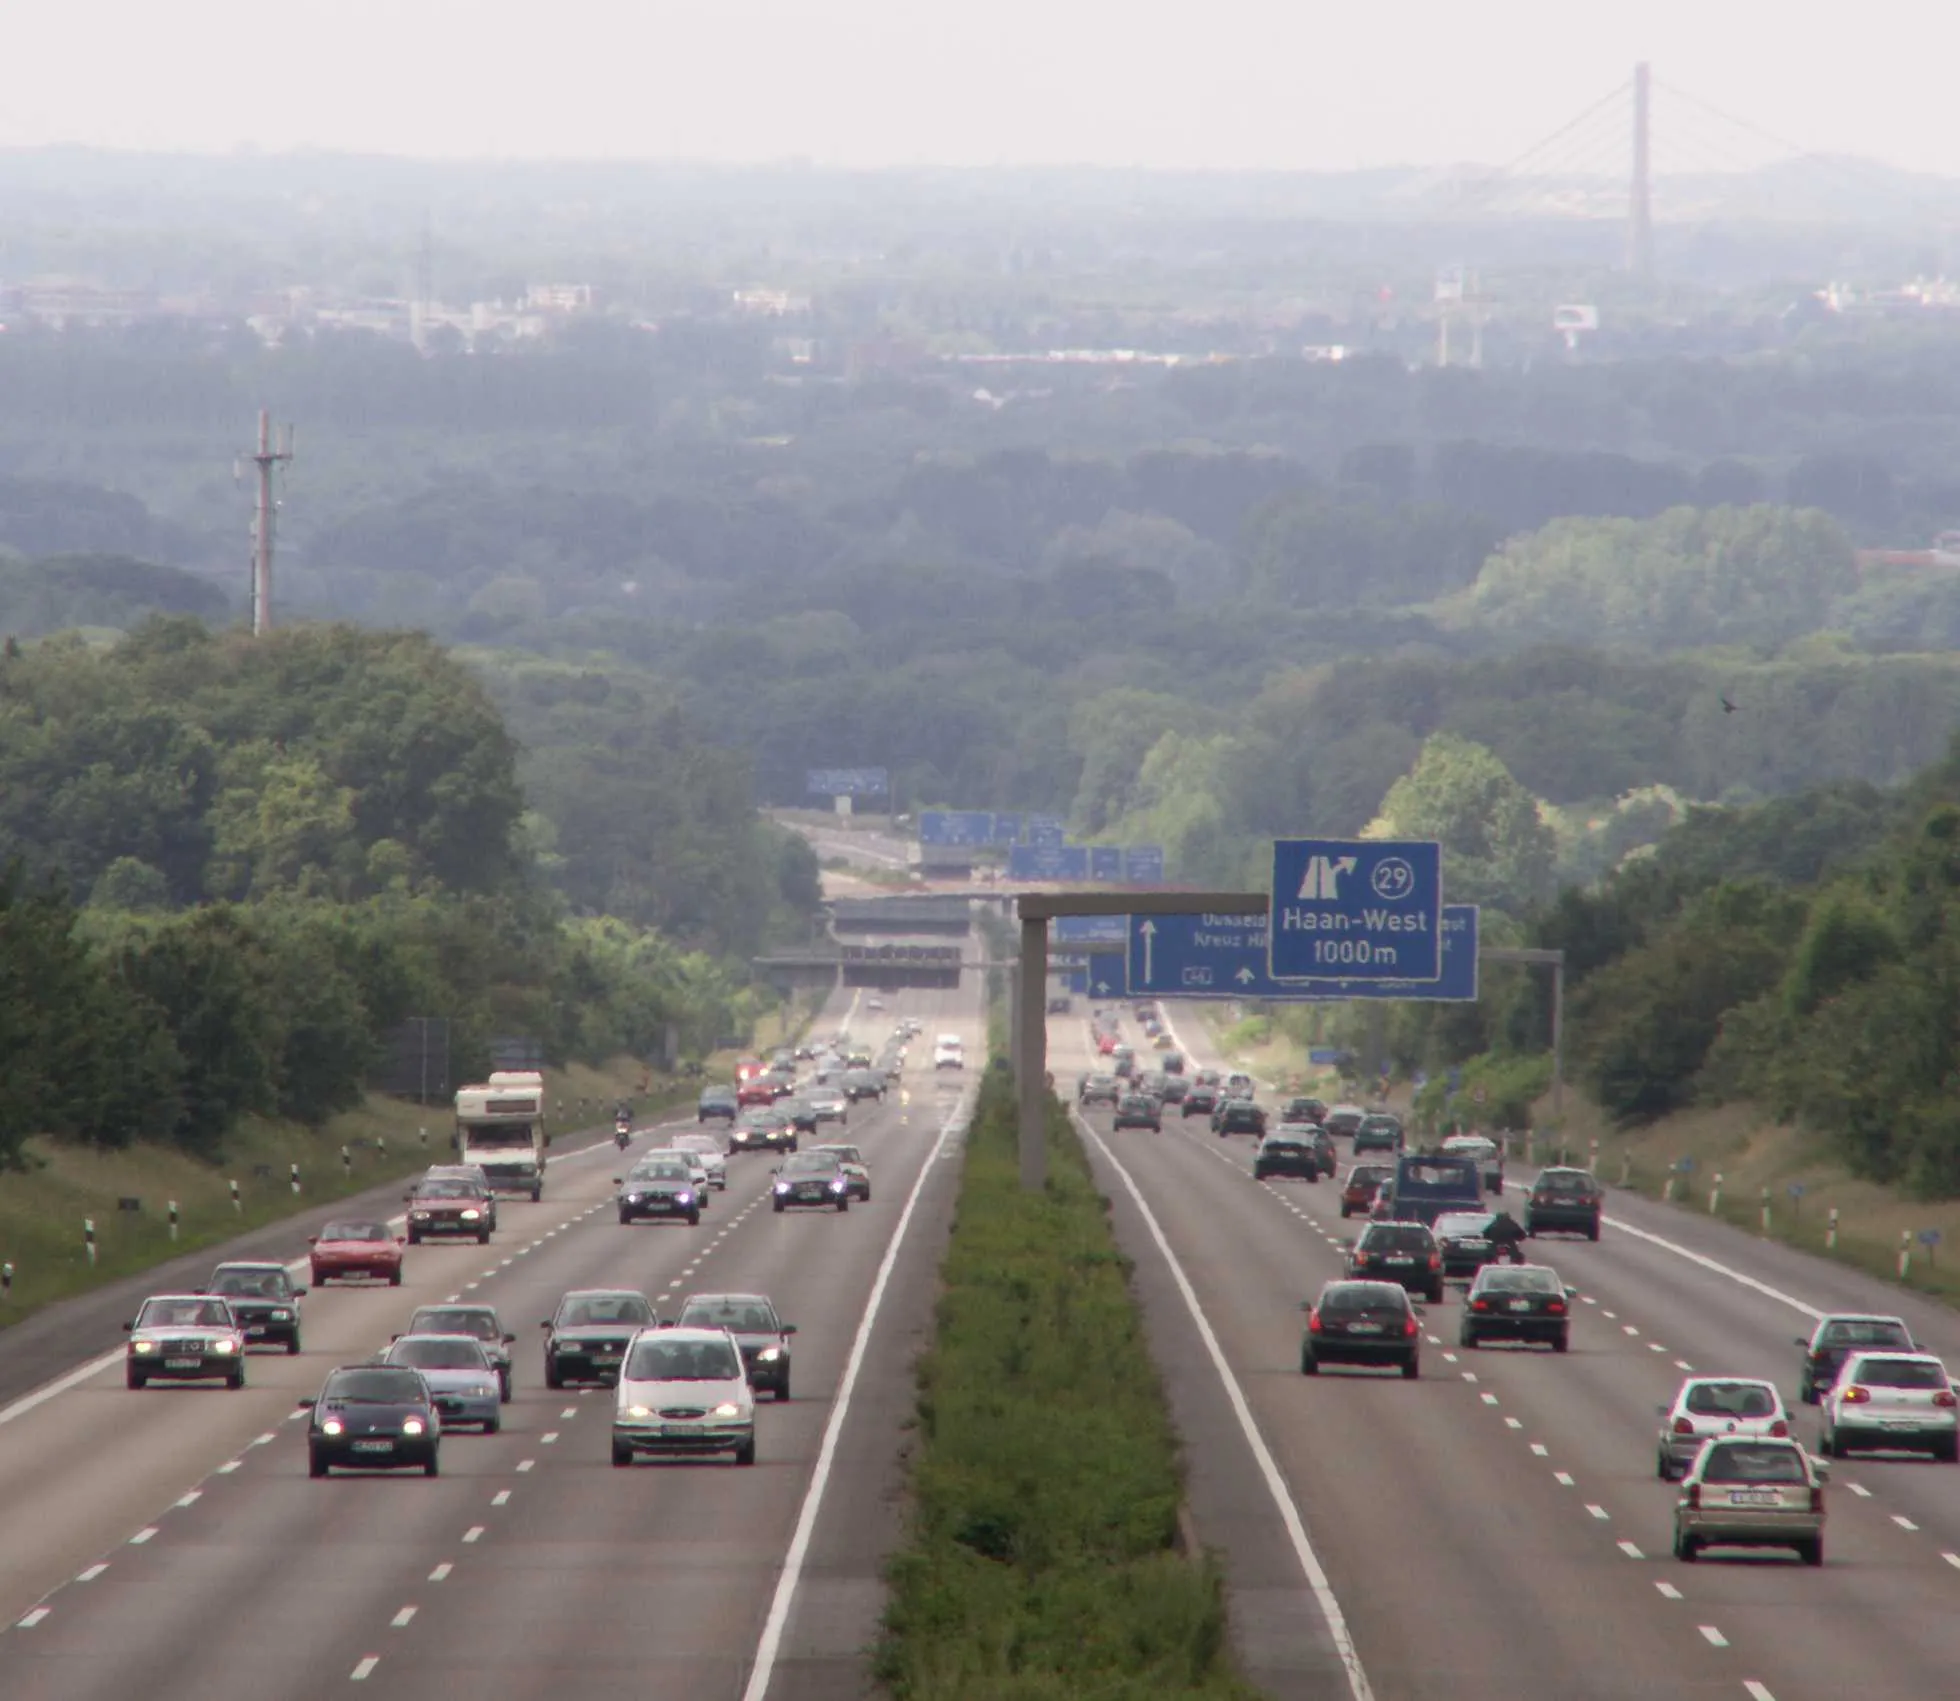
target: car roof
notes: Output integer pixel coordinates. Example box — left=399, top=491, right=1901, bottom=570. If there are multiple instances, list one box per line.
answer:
left=1319, top=1280, right=1410, bottom=1300
left=1841, top=1349, right=1946, bottom=1366
left=412, top=1303, right=499, bottom=1318
left=562, top=1287, right=648, bottom=1301
left=681, top=1291, right=770, bottom=1307
left=141, top=1292, right=227, bottom=1306
left=390, top=1332, right=489, bottom=1349
left=637, top=1325, right=739, bottom=1346
left=1819, top=1312, right=1909, bottom=1326
left=1676, top=1375, right=1778, bottom=1391
left=211, top=1259, right=285, bottom=1272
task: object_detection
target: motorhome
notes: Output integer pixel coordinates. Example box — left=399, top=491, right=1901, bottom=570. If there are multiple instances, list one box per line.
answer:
left=454, top=1070, right=548, bottom=1200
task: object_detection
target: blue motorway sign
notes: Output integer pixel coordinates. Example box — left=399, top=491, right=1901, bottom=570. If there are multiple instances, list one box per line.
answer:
left=991, top=812, right=1025, bottom=846
left=1054, top=915, right=1126, bottom=945
left=807, top=767, right=888, bottom=797
left=1123, top=845, right=1165, bottom=884
left=1088, top=846, right=1123, bottom=882
left=1063, top=966, right=1089, bottom=996
left=1269, top=838, right=1443, bottom=982
left=1008, top=843, right=1090, bottom=881
left=1025, top=814, right=1066, bottom=848
left=918, top=810, right=996, bottom=847
left=1086, top=952, right=1127, bottom=999
left=1129, top=905, right=1478, bottom=1002
left=1310, top=1048, right=1344, bottom=1066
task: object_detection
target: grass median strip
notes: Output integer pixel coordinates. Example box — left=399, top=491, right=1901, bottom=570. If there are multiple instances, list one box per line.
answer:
left=877, top=1065, right=1260, bottom=1700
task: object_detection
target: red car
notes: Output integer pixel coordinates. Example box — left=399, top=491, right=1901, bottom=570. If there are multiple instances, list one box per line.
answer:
left=308, top=1218, right=405, bottom=1286
left=1339, top=1163, right=1393, bottom=1220
left=737, top=1079, right=778, bottom=1107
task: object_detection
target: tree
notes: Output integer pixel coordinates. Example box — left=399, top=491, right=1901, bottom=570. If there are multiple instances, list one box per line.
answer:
left=1367, top=734, right=1557, bottom=911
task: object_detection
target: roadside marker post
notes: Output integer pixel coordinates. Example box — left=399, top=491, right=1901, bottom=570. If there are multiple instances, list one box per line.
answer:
left=83, top=1219, right=96, bottom=1268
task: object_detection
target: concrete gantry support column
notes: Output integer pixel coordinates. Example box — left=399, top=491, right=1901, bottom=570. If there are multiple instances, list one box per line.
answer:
left=1017, top=914, right=1049, bottom=1192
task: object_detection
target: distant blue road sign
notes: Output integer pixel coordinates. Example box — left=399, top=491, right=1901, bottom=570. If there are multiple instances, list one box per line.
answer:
left=1310, top=1047, right=1343, bottom=1066
left=806, top=767, right=888, bottom=797
left=1128, top=905, right=1478, bottom=1002
left=1064, top=966, right=1089, bottom=995
left=1086, top=952, right=1127, bottom=998
left=1025, top=814, right=1066, bottom=848
left=1920, top=1228, right=1944, bottom=1247
left=1088, top=846, right=1123, bottom=882
left=919, top=810, right=996, bottom=847
left=1054, top=915, right=1127, bottom=945
left=1122, top=846, right=1165, bottom=883
left=1008, top=843, right=1090, bottom=881
left=991, top=812, right=1025, bottom=846
left=1269, top=838, right=1443, bottom=982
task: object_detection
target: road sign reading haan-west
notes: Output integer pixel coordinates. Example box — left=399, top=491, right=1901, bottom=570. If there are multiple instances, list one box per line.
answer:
left=1269, top=838, right=1443, bottom=982
left=1126, top=905, right=1478, bottom=1002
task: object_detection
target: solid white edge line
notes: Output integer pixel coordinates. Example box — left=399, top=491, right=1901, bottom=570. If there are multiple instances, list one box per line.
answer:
left=739, top=1083, right=974, bottom=1701
left=1077, top=1112, right=1377, bottom=1701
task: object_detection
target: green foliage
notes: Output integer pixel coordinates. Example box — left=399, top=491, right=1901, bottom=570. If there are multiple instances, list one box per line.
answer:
left=1411, top=1053, right=1551, bottom=1135
left=0, top=552, right=230, bottom=636
left=878, top=1067, right=1258, bottom=1700
left=1368, top=732, right=1557, bottom=912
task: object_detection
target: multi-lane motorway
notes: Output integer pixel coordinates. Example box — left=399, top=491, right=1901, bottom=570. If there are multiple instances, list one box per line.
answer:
left=1066, top=1004, right=1960, bottom=1701
left=0, top=980, right=979, bottom=1701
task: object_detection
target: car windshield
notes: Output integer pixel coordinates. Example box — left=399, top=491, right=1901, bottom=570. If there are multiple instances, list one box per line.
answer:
left=1536, top=1171, right=1594, bottom=1194
left=1349, top=1167, right=1390, bottom=1187
left=1821, top=1320, right=1913, bottom=1350
left=633, top=1163, right=691, bottom=1184
left=1396, top=1157, right=1479, bottom=1192
left=390, top=1338, right=490, bottom=1371
left=1359, top=1117, right=1401, bottom=1134
left=1701, top=1443, right=1806, bottom=1484
left=416, top=1178, right=478, bottom=1199
left=1319, top=1285, right=1404, bottom=1315
left=625, top=1338, right=742, bottom=1381
left=138, top=1299, right=232, bottom=1329
left=320, top=1220, right=390, bottom=1242
left=1434, top=1215, right=1495, bottom=1237
left=1363, top=1226, right=1433, bottom=1251
left=207, top=1268, right=287, bottom=1297
left=1476, top=1268, right=1560, bottom=1294
left=781, top=1154, right=839, bottom=1176
left=324, top=1369, right=426, bottom=1404
left=1852, top=1357, right=1947, bottom=1389
left=1264, top=1135, right=1308, bottom=1148
left=411, top=1309, right=500, bottom=1340
left=1685, top=1382, right=1777, bottom=1417
left=680, top=1300, right=779, bottom=1333
left=815, top=1147, right=862, bottom=1165
left=557, top=1294, right=654, bottom=1328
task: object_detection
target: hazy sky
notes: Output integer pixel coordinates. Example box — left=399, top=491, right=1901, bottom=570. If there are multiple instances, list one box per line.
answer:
left=7, top=0, right=1958, bottom=175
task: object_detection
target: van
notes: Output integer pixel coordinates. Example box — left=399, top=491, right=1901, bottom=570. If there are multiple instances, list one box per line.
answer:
left=1380, top=1152, right=1483, bottom=1225
left=933, top=1034, right=964, bottom=1071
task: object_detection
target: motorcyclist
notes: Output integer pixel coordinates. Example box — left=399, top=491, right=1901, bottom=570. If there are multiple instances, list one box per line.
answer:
left=1484, top=1208, right=1528, bottom=1264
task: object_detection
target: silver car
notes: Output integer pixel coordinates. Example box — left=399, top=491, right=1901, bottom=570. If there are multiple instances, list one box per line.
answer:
left=384, top=1334, right=502, bottom=1433
left=612, top=1326, right=756, bottom=1466
left=1656, top=1377, right=1790, bottom=1480
left=811, top=1142, right=872, bottom=1202
left=807, top=1087, right=850, bottom=1125
left=670, top=1133, right=730, bottom=1186
left=1819, top=1351, right=1960, bottom=1460
left=124, top=1294, right=248, bottom=1390
left=1674, top=1436, right=1826, bottom=1566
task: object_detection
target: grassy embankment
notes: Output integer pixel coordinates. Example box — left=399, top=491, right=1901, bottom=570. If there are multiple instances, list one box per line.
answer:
left=0, top=996, right=821, bottom=1331
left=876, top=1064, right=1260, bottom=1700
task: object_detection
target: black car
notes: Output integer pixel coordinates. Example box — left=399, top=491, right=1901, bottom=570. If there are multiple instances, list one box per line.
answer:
left=202, top=1260, right=306, bottom=1354
left=1525, top=1167, right=1604, bottom=1239
left=678, top=1292, right=797, bottom=1401
left=302, top=1364, right=441, bottom=1477
left=1347, top=1221, right=1444, bottom=1303
left=730, top=1107, right=796, bottom=1157
left=1796, top=1314, right=1918, bottom=1404
left=1161, top=1051, right=1185, bottom=1075
left=1432, top=1211, right=1507, bottom=1279
left=779, top=1097, right=822, bottom=1136
left=1253, top=1131, right=1324, bottom=1181
left=1047, top=995, right=1073, bottom=1014
left=772, top=1151, right=853, bottom=1212
left=1301, top=1281, right=1422, bottom=1378
left=404, top=1304, right=517, bottom=1402
left=1113, top=1093, right=1163, bottom=1132
left=1181, top=1086, right=1220, bottom=1118
left=1157, top=1075, right=1190, bottom=1104
left=841, top=1068, right=886, bottom=1104
left=1326, top=1106, right=1366, bottom=1142
left=542, top=1290, right=659, bottom=1388
left=1460, top=1264, right=1575, bottom=1351
left=615, top=1157, right=702, bottom=1226
left=1353, top=1114, right=1404, bottom=1155
left=1079, top=1073, right=1121, bottom=1108
left=1281, top=1097, right=1329, bottom=1126
left=697, top=1088, right=738, bottom=1125
left=1212, top=1098, right=1268, bottom=1139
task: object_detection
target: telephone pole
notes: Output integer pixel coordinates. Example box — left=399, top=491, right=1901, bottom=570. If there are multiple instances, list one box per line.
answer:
left=1627, top=61, right=1655, bottom=279
left=241, top=410, right=295, bottom=636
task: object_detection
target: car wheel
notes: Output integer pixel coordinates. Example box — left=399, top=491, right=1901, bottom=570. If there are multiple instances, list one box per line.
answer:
left=1402, top=1358, right=1420, bottom=1380
left=1656, top=1454, right=1673, bottom=1480
left=1339, top=1203, right=1351, bottom=1218
left=125, top=1366, right=146, bottom=1390
left=310, top=1267, right=325, bottom=1287
left=228, top=1366, right=246, bottom=1390
left=1552, top=1330, right=1570, bottom=1353
left=424, top=1451, right=440, bottom=1478
left=309, top=1448, right=329, bottom=1478
left=618, top=1211, right=633, bottom=1225
left=287, top=1333, right=302, bottom=1356
left=1937, top=1435, right=1960, bottom=1463
left=687, top=1210, right=700, bottom=1226
left=1799, top=1536, right=1823, bottom=1566
left=1818, top=1429, right=1837, bottom=1457
left=863, top=1189, right=872, bottom=1203
left=499, top=1373, right=512, bottom=1404
left=388, top=1269, right=402, bottom=1287
left=1427, top=1285, right=1445, bottom=1305
left=483, top=1412, right=501, bottom=1435
left=734, top=1437, right=757, bottom=1467
left=1300, top=1350, right=1318, bottom=1375
left=1459, top=1331, right=1478, bottom=1350
left=773, top=1200, right=785, bottom=1214
left=531, top=1187, right=542, bottom=1203
left=776, top=1379, right=791, bottom=1402
left=477, top=1229, right=492, bottom=1245
left=1674, top=1531, right=1698, bottom=1562
left=544, top=1362, right=563, bottom=1391
left=837, top=1197, right=850, bottom=1213
left=612, top=1438, right=633, bottom=1467
left=1587, top=1221, right=1601, bottom=1242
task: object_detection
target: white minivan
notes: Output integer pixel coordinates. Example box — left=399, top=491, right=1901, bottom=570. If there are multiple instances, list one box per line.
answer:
left=933, top=1034, right=964, bottom=1071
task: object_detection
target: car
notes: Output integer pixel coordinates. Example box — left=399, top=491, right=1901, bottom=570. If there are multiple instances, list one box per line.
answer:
left=1160, top=1051, right=1185, bottom=1075
left=403, top=1172, right=495, bottom=1244
left=1460, top=1264, right=1575, bottom=1352
left=124, top=1294, right=248, bottom=1390
left=1818, top=1351, right=1960, bottom=1460
left=1223, top=1072, right=1255, bottom=1099
left=1441, top=1134, right=1504, bottom=1193
left=1350, top=1112, right=1401, bottom=1154
left=677, top=1292, right=796, bottom=1400
left=737, top=1077, right=779, bottom=1107
left=615, top=1156, right=703, bottom=1226
left=1192, top=1068, right=1222, bottom=1089
left=841, top=1068, right=886, bottom=1105
left=772, top=1150, right=853, bottom=1212
left=669, top=1133, right=729, bottom=1188
left=611, top=1325, right=757, bottom=1467
left=1157, top=1074, right=1190, bottom=1104
left=1346, top=1221, right=1445, bottom=1303
left=1079, top=1072, right=1122, bottom=1108
left=302, top=1364, right=441, bottom=1478
left=542, top=1290, right=660, bottom=1389
left=383, top=1334, right=502, bottom=1433
left=810, top=1141, right=873, bottom=1201
left=1112, top=1054, right=1138, bottom=1081
left=1136, top=1071, right=1171, bottom=1101
left=309, top=1218, right=406, bottom=1287
left=807, top=1087, right=851, bottom=1125
left=662, top=1146, right=715, bottom=1202
left=1795, top=1314, right=1917, bottom=1404
left=1096, top=1031, right=1117, bottom=1056
left=1339, top=1163, right=1393, bottom=1219
left=404, top=1304, right=517, bottom=1402
left=1301, top=1280, right=1422, bottom=1378
left=1181, top=1085, right=1220, bottom=1118
left=1254, top=1130, right=1324, bottom=1181
left=426, top=1163, right=500, bottom=1231
left=778, top=1097, right=821, bottom=1137
left=730, top=1106, right=796, bottom=1156
left=1525, top=1167, right=1603, bottom=1239
left=1673, top=1437, right=1826, bottom=1566
left=1113, top=1093, right=1163, bottom=1132
left=1212, top=1099, right=1267, bottom=1139
left=1280, top=1097, right=1328, bottom=1125
left=1655, top=1376, right=1790, bottom=1479
left=1325, top=1105, right=1367, bottom=1142
left=1047, top=995, right=1073, bottom=1014
left=933, top=1036, right=965, bottom=1070
left=697, top=1088, right=739, bottom=1125
left=1377, top=1152, right=1483, bottom=1226
left=1432, top=1211, right=1512, bottom=1280
left=202, top=1260, right=306, bottom=1354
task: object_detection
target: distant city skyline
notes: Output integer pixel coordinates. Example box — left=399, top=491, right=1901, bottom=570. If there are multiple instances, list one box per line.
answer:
left=6, top=1, right=1960, bottom=179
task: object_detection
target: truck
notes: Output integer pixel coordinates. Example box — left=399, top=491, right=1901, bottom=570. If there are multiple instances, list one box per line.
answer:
left=454, top=1070, right=549, bottom=1201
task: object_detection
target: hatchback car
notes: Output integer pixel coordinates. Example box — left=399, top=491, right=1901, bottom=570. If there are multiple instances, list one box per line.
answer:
left=1114, top=1093, right=1163, bottom=1132
left=124, top=1294, right=248, bottom=1390
left=615, top=1156, right=703, bottom=1226
left=203, top=1260, right=305, bottom=1354
left=404, top=1304, right=516, bottom=1402
left=1079, top=1073, right=1122, bottom=1108
left=669, top=1132, right=729, bottom=1188
left=1339, top=1163, right=1393, bottom=1219
left=1352, top=1112, right=1403, bottom=1154
left=1212, top=1099, right=1268, bottom=1139
left=1253, top=1130, right=1324, bottom=1181
left=403, top=1173, right=494, bottom=1244
left=1674, top=1437, right=1825, bottom=1566
left=1795, top=1314, right=1917, bottom=1404
left=1432, top=1211, right=1509, bottom=1280
left=807, top=1087, right=851, bottom=1125
left=1280, top=1097, right=1329, bottom=1126
left=1346, top=1221, right=1444, bottom=1303
left=841, top=1068, right=886, bottom=1104
left=1818, top=1352, right=1960, bottom=1460
left=730, top=1107, right=796, bottom=1156
left=697, top=1088, right=738, bottom=1124
left=1460, top=1264, right=1575, bottom=1352
left=1326, top=1105, right=1367, bottom=1142
left=1301, top=1280, right=1422, bottom=1378
left=303, top=1364, right=440, bottom=1478
left=773, top=1151, right=853, bottom=1212
left=542, top=1290, right=660, bottom=1389
left=810, top=1142, right=872, bottom=1202
left=1441, top=1135, right=1504, bottom=1194
left=677, top=1292, right=796, bottom=1400
left=1525, top=1167, right=1603, bottom=1240
left=309, top=1219, right=405, bottom=1287
left=1181, top=1086, right=1220, bottom=1118
left=612, top=1326, right=756, bottom=1467
left=384, top=1334, right=502, bottom=1433
left=1656, top=1376, right=1791, bottom=1479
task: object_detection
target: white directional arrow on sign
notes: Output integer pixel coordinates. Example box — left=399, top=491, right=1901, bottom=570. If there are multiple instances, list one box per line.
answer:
left=1234, top=967, right=1256, bottom=984
left=1139, top=919, right=1156, bottom=983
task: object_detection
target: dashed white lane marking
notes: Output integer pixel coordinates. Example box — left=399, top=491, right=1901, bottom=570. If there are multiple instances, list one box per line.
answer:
left=1480, top=1392, right=1499, bottom=1405
left=1648, top=1342, right=1666, bottom=1353
left=216, top=1460, right=242, bottom=1472
left=491, top=1490, right=511, bottom=1507
left=1586, top=1504, right=1610, bottom=1521
left=252, top=1432, right=276, bottom=1447
left=1655, top=1581, right=1683, bottom=1600
left=444, top=1293, right=461, bottom=1303
left=462, top=1526, right=485, bottom=1543
left=1581, top=1296, right=1598, bottom=1306
left=429, top=1563, right=452, bottom=1582
left=1425, top=1334, right=1442, bottom=1345
left=1530, top=1443, right=1549, bottom=1456
left=391, top=1606, right=417, bottom=1628
left=1616, top=1540, right=1643, bottom=1559
left=1442, top=1353, right=1458, bottom=1364
left=1893, top=1514, right=1919, bottom=1531
left=541, top=1432, right=559, bottom=1445
left=1622, top=1325, right=1639, bottom=1337
left=76, top=1564, right=107, bottom=1582
left=129, top=1528, right=157, bottom=1545
left=1699, top=1626, right=1729, bottom=1648
left=1461, top=1372, right=1479, bottom=1384
left=463, top=1282, right=480, bottom=1291
left=559, top=1407, right=577, bottom=1420
left=351, top=1656, right=381, bottom=1681
left=1943, top=1552, right=1960, bottom=1570
left=16, top=1608, right=49, bottom=1629
left=175, top=1490, right=200, bottom=1508
left=1848, top=1483, right=1872, bottom=1498
left=516, top=1459, right=535, bottom=1473
left=1675, top=1359, right=1693, bottom=1371
left=1554, top=1471, right=1575, bottom=1486
left=1743, top=1684, right=1777, bottom=1701
left=1504, top=1417, right=1523, bottom=1430
left=1602, top=1310, right=1617, bottom=1320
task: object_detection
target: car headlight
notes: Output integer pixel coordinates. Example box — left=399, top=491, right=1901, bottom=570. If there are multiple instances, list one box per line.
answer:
left=132, top=1340, right=156, bottom=1354
left=677, top=1190, right=694, bottom=1204
left=627, top=1405, right=653, bottom=1418
left=830, top=1179, right=846, bottom=1191
left=757, top=1347, right=781, bottom=1362
left=213, top=1339, right=237, bottom=1354
left=474, top=1383, right=498, bottom=1398
left=271, top=1310, right=291, bottom=1321
left=712, top=1402, right=743, bottom=1418
left=460, top=1209, right=481, bottom=1220
left=411, top=1210, right=430, bottom=1219
left=626, top=1193, right=643, bottom=1204
left=401, top=1418, right=426, bottom=1436
left=322, top=1418, right=345, bottom=1436
left=774, top=1183, right=790, bottom=1194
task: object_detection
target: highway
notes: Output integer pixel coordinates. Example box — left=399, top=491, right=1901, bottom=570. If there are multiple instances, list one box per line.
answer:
left=0, top=976, right=978, bottom=1701
left=1064, top=1002, right=1960, bottom=1701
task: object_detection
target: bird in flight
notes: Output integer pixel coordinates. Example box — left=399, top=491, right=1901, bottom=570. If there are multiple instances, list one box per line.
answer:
left=1719, top=695, right=1739, bottom=714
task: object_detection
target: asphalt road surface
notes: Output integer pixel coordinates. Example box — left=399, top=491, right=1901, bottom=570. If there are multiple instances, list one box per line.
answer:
left=0, top=973, right=981, bottom=1701
left=1063, top=1001, right=1960, bottom=1701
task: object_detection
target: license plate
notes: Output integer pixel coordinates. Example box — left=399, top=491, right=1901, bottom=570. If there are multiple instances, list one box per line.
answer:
left=1346, top=1322, right=1383, bottom=1334
left=1727, top=1491, right=1780, bottom=1505
left=591, top=1352, right=621, bottom=1365
left=245, top=1326, right=267, bottom=1336
left=1506, top=1299, right=1532, bottom=1311
left=352, top=1440, right=394, bottom=1454
left=798, top=1187, right=823, bottom=1198
left=661, top=1422, right=700, bottom=1436
left=1385, top=1256, right=1413, bottom=1265
left=163, top=1357, right=200, bottom=1370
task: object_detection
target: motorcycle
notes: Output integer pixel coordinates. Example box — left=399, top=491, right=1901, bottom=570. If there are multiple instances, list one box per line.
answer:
left=614, top=1118, right=632, bottom=1149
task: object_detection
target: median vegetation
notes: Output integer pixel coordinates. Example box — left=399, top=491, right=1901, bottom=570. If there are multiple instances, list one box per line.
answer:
left=878, top=1064, right=1259, bottom=1700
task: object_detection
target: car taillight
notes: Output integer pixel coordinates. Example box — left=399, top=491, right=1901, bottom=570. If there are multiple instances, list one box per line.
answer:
left=1353, top=1252, right=1370, bottom=1266
left=1937, top=1391, right=1958, bottom=1409
left=1545, top=1300, right=1566, bottom=1314
left=1684, top=1484, right=1700, bottom=1509
left=1404, top=1317, right=1419, bottom=1337
left=1470, top=1299, right=1490, bottom=1312
left=1769, top=1419, right=1788, bottom=1436
left=1672, top=1416, right=1695, bottom=1435
left=1842, top=1386, right=1870, bottom=1404
left=1308, top=1311, right=1323, bottom=1334
left=1428, top=1255, right=1441, bottom=1270
left=1808, top=1485, right=1824, bottom=1513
